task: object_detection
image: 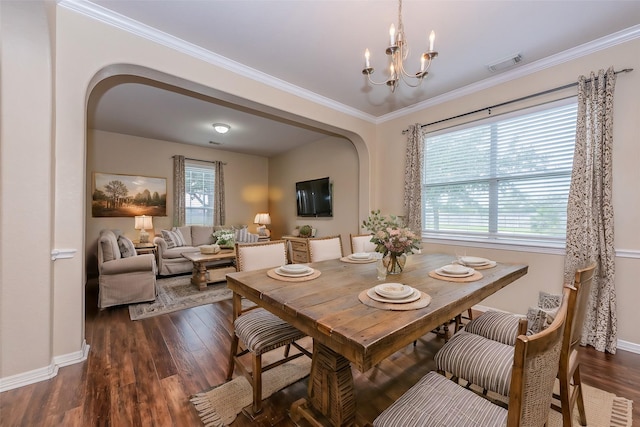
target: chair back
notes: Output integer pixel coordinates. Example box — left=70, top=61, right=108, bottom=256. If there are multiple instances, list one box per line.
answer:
left=566, top=263, right=596, bottom=355
left=507, top=286, right=571, bottom=427
left=235, top=240, right=287, bottom=272
left=350, top=233, right=376, bottom=253
left=308, top=235, right=343, bottom=262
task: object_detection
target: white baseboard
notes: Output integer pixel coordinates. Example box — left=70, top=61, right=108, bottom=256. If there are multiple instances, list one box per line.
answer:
left=0, top=340, right=90, bottom=392
left=472, top=305, right=640, bottom=355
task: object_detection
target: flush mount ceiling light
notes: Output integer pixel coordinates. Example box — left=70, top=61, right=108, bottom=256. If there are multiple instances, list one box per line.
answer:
left=361, top=0, right=438, bottom=93
left=212, top=123, right=230, bottom=134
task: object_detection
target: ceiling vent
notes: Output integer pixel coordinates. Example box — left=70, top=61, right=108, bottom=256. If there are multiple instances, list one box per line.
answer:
left=487, top=53, right=523, bottom=72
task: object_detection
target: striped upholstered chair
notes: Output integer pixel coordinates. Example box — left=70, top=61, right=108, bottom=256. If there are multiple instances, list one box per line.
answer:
left=434, top=263, right=595, bottom=426
left=373, top=286, right=570, bottom=427
left=226, top=240, right=311, bottom=414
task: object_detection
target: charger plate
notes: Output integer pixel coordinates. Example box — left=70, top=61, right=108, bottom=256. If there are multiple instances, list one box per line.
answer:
left=340, top=256, right=377, bottom=264
left=428, top=270, right=483, bottom=282
left=267, top=268, right=321, bottom=282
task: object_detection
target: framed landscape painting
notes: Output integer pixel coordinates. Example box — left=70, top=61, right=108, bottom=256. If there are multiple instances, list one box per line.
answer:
left=92, top=172, right=167, bottom=217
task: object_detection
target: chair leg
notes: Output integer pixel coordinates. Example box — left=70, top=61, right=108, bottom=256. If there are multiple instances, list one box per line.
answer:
left=558, top=372, right=573, bottom=427
left=227, top=334, right=239, bottom=380
left=574, top=367, right=587, bottom=426
left=252, top=353, right=263, bottom=414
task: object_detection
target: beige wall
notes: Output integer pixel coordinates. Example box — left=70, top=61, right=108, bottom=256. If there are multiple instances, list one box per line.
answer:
left=269, top=136, right=359, bottom=252
left=86, top=130, right=270, bottom=277
left=0, top=1, right=56, bottom=379
left=376, top=38, right=640, bottom=347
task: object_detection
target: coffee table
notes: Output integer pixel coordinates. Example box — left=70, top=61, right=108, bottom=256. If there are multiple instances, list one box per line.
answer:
left=182, top=249, right=237, bottom=290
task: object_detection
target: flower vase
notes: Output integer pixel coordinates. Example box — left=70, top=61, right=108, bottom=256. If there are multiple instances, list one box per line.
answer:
left=384, top=253, right=407, bottom=275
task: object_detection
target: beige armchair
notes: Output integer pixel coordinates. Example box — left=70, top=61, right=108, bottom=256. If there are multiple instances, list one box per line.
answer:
left=97, top=229, right=157, bottom=309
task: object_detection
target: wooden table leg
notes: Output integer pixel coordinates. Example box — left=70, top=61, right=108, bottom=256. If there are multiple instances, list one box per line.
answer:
left=290, top=342, right=355, bottom=426
left=190, top=261, right=208, bottom=291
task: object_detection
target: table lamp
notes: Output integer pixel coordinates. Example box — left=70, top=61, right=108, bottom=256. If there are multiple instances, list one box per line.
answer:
left=254, top=213, right=271, bottom=237
left=134, top=215, right=153, bottom=243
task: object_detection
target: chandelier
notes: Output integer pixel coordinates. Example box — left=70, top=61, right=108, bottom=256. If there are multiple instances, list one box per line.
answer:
left=361, top=0, right=438, bottom=92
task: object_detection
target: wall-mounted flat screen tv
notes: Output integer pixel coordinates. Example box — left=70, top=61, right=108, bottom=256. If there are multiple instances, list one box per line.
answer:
left=296, top=177, right=332, bottom=217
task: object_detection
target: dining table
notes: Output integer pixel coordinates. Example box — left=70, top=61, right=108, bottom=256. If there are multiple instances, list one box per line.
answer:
left=225, top=252, right=528, bottom=426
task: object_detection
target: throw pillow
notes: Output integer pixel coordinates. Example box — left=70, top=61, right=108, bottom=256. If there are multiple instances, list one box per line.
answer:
left=161, top=229, right=185, bottom=249
left=537, top=291, right=562, bottom=325
left=525, top=307, right=548, bottom=335
left=235, top=227, right=259, bottom=243
left=117, top=235, right=137, bottom=258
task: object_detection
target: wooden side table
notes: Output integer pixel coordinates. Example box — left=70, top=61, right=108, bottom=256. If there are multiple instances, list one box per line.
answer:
left=133, top=242, right=157, bottom=256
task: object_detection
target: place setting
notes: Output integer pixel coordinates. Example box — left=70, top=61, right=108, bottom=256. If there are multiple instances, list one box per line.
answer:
left=359, top=282, right=431, bottom=311
left=341, top=252, right=377, bottom=264
left=456, top=255, right=497, bottom=270
left=429, top=262, right=483, bottom=282
left=267, top=263, right=321, bottom=282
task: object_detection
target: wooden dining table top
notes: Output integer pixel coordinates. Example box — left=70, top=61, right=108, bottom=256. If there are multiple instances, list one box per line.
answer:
left=226, top=252, right=528, bottom=372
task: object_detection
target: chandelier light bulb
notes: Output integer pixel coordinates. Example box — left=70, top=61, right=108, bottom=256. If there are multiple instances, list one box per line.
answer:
left=389, top=23, right=396, bottom=45
left=365, top=49, right=371, bottom=68
left=429, top=30, right=435, bottom=51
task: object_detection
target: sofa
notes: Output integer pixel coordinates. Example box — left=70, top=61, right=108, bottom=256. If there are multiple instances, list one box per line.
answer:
left=153, top=225, right=258, bottom=276
left=97, top=229, right=157, bottom=309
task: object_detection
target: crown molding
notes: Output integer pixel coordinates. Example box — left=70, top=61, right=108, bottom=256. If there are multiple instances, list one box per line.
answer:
left=57, top=0, right=377, bottom=124
left=57, top=1, right=637, bottom=125
left=378, top=24, right=640, bottom=124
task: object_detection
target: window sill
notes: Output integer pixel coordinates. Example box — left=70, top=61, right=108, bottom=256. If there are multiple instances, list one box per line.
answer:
left=422, top=235, right=566, bottom=256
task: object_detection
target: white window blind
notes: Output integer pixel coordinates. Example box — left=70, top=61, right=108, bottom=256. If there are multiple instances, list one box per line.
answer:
left=423, top=99, right=577, bottom=245
left=185, top=162, right=216, bottom=226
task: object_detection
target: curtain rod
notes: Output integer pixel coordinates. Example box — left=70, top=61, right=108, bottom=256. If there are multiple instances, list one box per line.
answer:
left=172, top=155, right=227, bottom=165
left=403, top=68, right=633, bottom=133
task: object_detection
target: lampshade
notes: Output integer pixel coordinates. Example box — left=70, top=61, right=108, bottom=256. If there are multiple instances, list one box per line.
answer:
left=254, top=213, right=271, bottom=225
left=134, top=215, right=153, bottom=230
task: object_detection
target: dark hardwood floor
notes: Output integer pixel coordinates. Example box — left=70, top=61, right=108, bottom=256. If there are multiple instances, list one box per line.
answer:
left=1, top=279, right=638, bottom=426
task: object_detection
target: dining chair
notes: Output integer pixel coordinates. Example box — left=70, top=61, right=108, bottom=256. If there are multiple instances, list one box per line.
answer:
left=307, top=235, right=344, bottom=262
left=227, top=240, right=311, bottom=414
left=374, top=286, right=570, bottom=427
left=350, top=233, right=376, bottom=253
left=434, top=263, right=595, bottom=425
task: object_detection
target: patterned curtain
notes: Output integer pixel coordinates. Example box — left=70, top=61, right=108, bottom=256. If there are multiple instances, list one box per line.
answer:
left=173, top=155, right=185, bottom=227
left=564, top=67, right=617, bottom=353
left=214, top=160, right=225, bottom=226
left=403, top=124, right=424, bottom=236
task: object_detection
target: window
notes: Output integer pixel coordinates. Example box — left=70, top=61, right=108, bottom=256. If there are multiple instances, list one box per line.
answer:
left=423, top=99, right=577, bottom=246
left=185, top=162, right=216, bottom=226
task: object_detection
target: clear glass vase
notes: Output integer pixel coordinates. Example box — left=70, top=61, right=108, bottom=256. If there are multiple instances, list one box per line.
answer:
left=384, top=252, right=407, bottom=275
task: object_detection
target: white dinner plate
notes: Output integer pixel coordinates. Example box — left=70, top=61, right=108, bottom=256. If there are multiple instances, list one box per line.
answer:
left=435, top=267, right=475, bottom=278
left=440, top=264, right=472, bottom=275
left=275, top=267, right=314, bottom=277
left=349, top=253, right=372, bottom=261
left=279, top=264, right=311, bottom=274
left=367, top=288, right=421, bottom=304
left=460, top=256, right=491, bottom=266
left=374, top=283, right=414, bottom=299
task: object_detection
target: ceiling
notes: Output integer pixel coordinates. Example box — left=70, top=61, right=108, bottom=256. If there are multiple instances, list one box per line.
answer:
left=80, top=0, right=640, bottom=157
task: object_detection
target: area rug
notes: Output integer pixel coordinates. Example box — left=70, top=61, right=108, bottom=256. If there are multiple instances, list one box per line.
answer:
left=190, top=356, right=311, bottom=427
left=548, top=383, right=632, bottom=427
left=191, top=362, right=632, bottom=427
left=129, top=275, right=232, bottom=320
